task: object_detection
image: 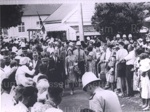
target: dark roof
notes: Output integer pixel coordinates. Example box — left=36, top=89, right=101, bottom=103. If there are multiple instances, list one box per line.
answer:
left=71, top=25, right=97, bottom=32
left=23, top=4, right=61, bottom=16
left=45, top=4, right=77, bottom=23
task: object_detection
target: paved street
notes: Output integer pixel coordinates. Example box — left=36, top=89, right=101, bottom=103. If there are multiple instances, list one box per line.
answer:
left=60, top=87, right=143, bottom=112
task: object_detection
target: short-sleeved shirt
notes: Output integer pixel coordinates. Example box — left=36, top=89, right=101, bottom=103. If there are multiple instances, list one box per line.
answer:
left=89, top=88, right=122, bottom=112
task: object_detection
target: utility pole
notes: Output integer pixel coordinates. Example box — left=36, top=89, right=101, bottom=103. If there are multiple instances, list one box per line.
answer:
left=78, top=3, right=84, bottom=41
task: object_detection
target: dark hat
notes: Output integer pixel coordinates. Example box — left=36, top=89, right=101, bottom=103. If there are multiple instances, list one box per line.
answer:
left=119, top=41, right=125, bottom=46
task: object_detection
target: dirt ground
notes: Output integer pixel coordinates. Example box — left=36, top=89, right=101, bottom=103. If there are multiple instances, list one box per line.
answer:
left=59, top=87, right=145, bottom=112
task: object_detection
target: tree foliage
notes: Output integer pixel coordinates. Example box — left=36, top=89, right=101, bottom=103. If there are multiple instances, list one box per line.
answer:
left=91, top=3, right=150, bottom=37
left=0, top=5, right=24, bottom=29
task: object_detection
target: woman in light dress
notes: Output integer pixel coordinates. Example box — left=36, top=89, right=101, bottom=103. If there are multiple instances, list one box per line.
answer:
left=65, top=48, right=77, bottom=95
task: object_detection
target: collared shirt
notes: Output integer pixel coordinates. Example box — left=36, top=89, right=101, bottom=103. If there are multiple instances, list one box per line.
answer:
left=1, top=92, right=15, bottom=112
left=32, top=60, right=38, bottom=69
left=12, top=102, right=29, bottom=112
left=89, top=87, right=122, bottom=112
left=4, top=65, right=11, bottom=77
left=105, top=48, right=112, bottom=62
left=124, top=50, right=136, bottom=65
left=116, top=48, right=128, bottom=62
left=15, top=65, right=35, bottom=86
left=73, top=49, right=86, bottom=62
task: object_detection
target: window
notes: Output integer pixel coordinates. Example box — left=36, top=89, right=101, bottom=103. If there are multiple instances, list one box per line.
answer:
left=18, top=22, right=25, bottom=32
left=36, top=21, right=40, bottom=25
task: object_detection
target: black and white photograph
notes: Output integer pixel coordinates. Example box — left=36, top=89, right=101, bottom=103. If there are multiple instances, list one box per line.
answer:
left=0, top=0, right=150, bottom=112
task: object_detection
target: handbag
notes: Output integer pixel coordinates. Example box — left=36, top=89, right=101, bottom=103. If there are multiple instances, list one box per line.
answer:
left=73, top=65, right=81, bottom=75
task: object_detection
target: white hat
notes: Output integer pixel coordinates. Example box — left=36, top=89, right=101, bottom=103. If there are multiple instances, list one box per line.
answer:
left=15, top=56, right=21, bottom=60
left=90, top=39, right=95, bottom=43
left=139, top=58, right=150, bottom=72
left=19, top=57, right=30, bottom=65
left=17, top=50, right=23, bottom=56
left=122, top=34, right=126, bottom=38
left=82, top=72, right=100, bottom=91
left=12, top=47, right=18, bottom=53
left=76, top=41, right=81, bottom=46
left=128, top=34, right=132, bottom=38
left=89, top=52, right=93, bottom=56
left=21, top=42, right=26, bottom=48
left=87, top=37, right=90, bottom=40
left=116, top=34, right=120, bottom=38
left=50, top=37, right=54, bottom=42
left=69, top=42, right=73, bottom=46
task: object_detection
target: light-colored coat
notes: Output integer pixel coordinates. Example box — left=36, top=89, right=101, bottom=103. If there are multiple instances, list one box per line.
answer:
left=89, top=87, right=122, bottom=112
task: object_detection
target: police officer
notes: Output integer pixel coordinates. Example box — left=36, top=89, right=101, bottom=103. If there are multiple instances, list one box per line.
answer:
left=82, top=72, right=122, bottom=112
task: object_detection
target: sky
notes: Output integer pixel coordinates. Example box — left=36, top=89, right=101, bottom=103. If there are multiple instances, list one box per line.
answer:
left=0, top=0, right=150, bottom=5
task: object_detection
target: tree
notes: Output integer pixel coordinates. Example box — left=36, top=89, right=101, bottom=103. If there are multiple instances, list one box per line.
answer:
left=0, top=5, right=24, bottom=29
left=91, top=3, right=150, bottom=38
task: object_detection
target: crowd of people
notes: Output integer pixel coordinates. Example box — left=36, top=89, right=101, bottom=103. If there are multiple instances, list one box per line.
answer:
left=0, top=33, right=150, bottom=112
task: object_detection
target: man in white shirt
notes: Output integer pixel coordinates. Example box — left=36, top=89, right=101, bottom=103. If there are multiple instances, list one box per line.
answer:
left=116, top=42, right=128, bottom=96
left=82, top=72, right=122, bottom=112
left=123, top=44, right=136, bottom=96
left=1, top=79, right=15, bottom=112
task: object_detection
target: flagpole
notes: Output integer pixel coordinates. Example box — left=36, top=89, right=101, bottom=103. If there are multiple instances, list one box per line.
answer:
left=78, top=3, right=84, bottom=41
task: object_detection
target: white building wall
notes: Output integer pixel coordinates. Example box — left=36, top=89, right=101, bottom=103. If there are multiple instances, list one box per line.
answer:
left=7, top=16, right=48, bottom=38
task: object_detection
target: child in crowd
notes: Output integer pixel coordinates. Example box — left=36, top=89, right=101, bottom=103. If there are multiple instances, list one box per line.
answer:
left=15, top=57, right=35, bottom=87
left=106, top=56, right=116, bottom=91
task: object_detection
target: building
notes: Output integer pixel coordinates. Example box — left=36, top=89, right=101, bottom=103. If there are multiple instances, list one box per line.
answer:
left=44, top=3, right=100, bottom=41
left=7, top=4, right=61, bottom=39
left=7, top=4, right=100, bottom=41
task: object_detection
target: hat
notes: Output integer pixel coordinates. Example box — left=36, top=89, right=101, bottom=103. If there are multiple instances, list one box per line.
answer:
left=139, top=58, right=150, bottom=72
left=41, top=57, right=49, bottom=62
left=15, top=56, right=21, bottom=60
left=12, top=47, right=18, bottom=53
left=122, top=34, right=126, bottom=38
left=19, top=57, right=30, bottom=65
left=76, top=41, right=81, bottom=46
left=116, top=34, right=120, bottom=38
left=17, top=50, right=23, bottom=56
left=87, top=37, right=90, bottom=41
left=67, top=47, right=72, bottom=51
left=90, top=39, right=95, bottom=44
left=82, top=72, right=100, bottom=91
left=128, top=34, right=132, bottom=38
left=69, top=42, right=73, bottom=46
left=89, top=52, right=93, bottom=56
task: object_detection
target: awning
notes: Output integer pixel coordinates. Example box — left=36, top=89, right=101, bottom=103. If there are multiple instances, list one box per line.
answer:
left=71, top=25, right=100, bottom=36
left=45, top=24, right=76, bottom=40
left=45, top=24, right=71, bottom=32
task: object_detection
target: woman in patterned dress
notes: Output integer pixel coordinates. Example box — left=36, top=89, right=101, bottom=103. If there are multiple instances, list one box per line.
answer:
left=65, top=48, right=77, bottom=95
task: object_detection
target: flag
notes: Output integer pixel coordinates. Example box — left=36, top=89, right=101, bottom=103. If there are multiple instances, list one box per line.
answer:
left=37, top=12, right=45, bottom=33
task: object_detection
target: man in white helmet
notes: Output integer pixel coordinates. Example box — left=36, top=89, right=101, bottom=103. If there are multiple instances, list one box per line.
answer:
left=82, top=72, right=122, bottom=112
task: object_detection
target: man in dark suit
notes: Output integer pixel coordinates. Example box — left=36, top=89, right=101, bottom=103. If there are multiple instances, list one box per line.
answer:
left=32, top=52, right=41, bottom=75
left=47, top=50, right=64, bottom=88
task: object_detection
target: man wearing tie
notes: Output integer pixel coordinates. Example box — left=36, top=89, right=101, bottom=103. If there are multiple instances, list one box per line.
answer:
left=73, top=41, right=86, bottom=80
left=32, top=52, right=41, bottom=75
left=48, top=50, right=64, bottom=88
